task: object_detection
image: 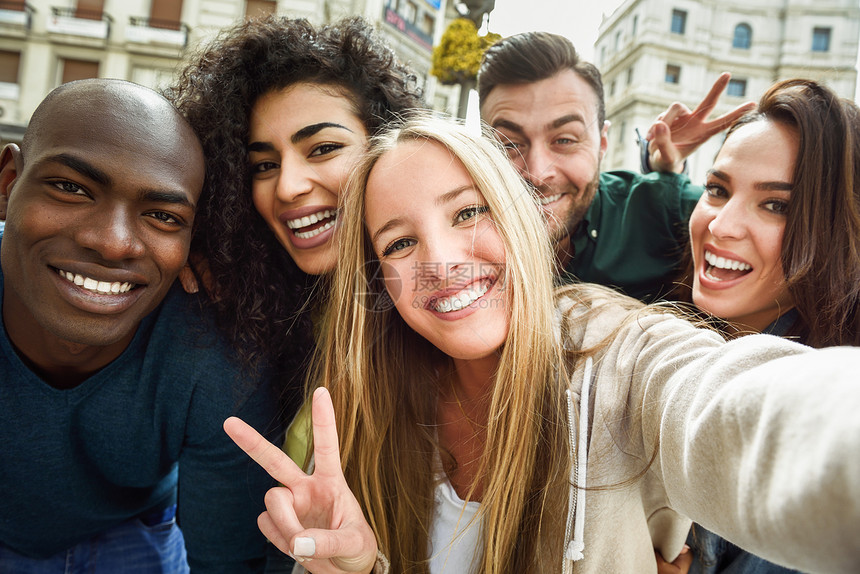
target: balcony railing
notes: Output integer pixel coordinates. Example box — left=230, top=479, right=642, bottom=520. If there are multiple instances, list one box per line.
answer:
left=47, top=6, right=112, bottom=40
left=126, top=16, right=188, bottom=48
left=0, top=2, right=34, bottom=30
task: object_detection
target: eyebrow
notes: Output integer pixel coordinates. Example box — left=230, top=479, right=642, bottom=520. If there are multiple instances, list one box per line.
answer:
left=707, top=169, right=793, bottom=192
left=46, top=153, right=111, bottom=186
left=140, top=189, right=195, bottom=210
left=291, top=122, right=353, bottom=144
left=435, top=184, right=474, bottom=206
left=492, top=114, right=588, bottom=136
left=44, top=153, right=195, bottom=209
left=247, top=122, right=355, bottom=153
left=370, top=185, right=477, bottom=245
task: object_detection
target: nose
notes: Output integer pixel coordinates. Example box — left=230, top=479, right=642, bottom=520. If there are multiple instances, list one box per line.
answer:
left=707, top=197, right=747, bottom=240
left=522, top=145, right=559, bottom=187
left=416, top=235, right=470, bottom=284
left=75, top=205, right=145, bottom=262
left=275, top=155, right=315, bottom=203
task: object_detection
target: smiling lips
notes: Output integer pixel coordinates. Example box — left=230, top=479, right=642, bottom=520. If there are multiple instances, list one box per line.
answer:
left=56, top=268, right=136, bottom=294
left=429, top=278, right=494, bottom=314
left=703, top=249, right=752, bottom=282
left=285, top=209, right=337, bottom=239
left=538, top=193, right=562, bottom=206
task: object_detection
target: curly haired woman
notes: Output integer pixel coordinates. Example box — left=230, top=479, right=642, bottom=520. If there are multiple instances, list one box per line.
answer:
left=168, top=15, right=424, bottom=419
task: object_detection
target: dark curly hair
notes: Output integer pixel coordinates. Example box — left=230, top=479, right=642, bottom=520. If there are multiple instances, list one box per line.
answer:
left=166, top=16, right=424, bottom=414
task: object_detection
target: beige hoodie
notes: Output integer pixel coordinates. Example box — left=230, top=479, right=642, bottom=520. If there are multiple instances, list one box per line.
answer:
left=557, top=292, right=860, bottom=574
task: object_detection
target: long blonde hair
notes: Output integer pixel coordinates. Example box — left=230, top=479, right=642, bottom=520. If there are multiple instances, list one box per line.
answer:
left=309, top=113, right=572, bottom=571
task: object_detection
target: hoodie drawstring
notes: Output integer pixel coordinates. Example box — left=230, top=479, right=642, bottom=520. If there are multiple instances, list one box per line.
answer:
left=564, top=356, right=592, bottom=567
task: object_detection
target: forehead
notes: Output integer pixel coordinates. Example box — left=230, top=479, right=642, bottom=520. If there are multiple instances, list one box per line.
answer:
left=716, top=120, right=798, bottom=177
left=250, top=83, right=365, bottom=134
left=366, top=140, right=472, bottom=208
left=369, top=139, right=464, bottom=185
left=27, top=95, right=204, bottom=198
left=480, top=69, right=600, bottom=132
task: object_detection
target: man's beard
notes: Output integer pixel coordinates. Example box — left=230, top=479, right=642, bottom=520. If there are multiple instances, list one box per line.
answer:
left=539, top=170, right=600, bottom=245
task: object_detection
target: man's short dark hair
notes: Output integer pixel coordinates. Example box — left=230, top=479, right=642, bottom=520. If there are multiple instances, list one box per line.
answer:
left=477, top=31, right=605, bottom=126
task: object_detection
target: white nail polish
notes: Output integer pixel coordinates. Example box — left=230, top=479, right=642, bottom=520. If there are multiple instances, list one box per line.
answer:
left=294, top=537, right=315, bottom=557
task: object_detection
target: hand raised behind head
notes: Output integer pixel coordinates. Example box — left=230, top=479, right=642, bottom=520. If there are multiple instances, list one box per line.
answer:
left=647, top=72, right=756, bottom=173
left=224, top=388, right=378, bottom=573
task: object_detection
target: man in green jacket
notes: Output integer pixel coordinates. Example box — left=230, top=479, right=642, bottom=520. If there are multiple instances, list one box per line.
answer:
left=478, top=32, right=753, bottom=302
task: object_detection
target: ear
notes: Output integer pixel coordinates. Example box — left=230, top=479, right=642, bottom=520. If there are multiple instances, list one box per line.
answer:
left=0, top=144, right=21, bottom=222
left=598, top=120, right=610, bottom=162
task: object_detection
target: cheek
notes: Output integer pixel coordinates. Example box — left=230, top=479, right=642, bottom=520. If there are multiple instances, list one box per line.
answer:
left=251, top=181, right=274, bottom=219
left=153, top=233, right=192, bottom=279
left=688, top=204, right=712, bottom=242
left=380, top=261, right=404, bottom=303
left=756, top=225, right=786, bottom=273
left=560, top=154, right=598, bottom=188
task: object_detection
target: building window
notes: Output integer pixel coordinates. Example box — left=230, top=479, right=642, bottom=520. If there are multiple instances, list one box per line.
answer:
left=732, top=23, right=751, bottom=49
left=727, top=78, right=747, bottom=97
left=75, top=0, right=104, bottom=20
left=150, top=0, right=183, bottom=30
left=665, top=64, right=681, bottom=84
left=610, top=79, right=616, bottom=96
left=627, top=66, right=634, bottom=85
left=671, top=9, right=687, bottom=35
left=419, top=13, right=434, bottom=36
left=614, top=30, right=621, bottom=51
left=61, top=58, right=99, bottom=84
left=0, top=50, right=21, bottom=84
left=812, top=27, right=831, bottom=52
left=632, top=14, right=638, bottom=36
left=400, top=0, right=417, bottom=23
left=600, top=46, right=606, bottom=66
left=245, top=0, right=276, bottom=18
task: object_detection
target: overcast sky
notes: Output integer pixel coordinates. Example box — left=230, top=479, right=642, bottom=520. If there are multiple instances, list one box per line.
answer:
left=487, top=0, right=620, bottom=62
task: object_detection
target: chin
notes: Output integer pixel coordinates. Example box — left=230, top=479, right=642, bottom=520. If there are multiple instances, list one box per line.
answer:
left=292, top=252, right=337, bottom=276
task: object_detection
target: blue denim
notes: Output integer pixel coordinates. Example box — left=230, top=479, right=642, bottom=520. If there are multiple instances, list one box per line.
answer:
left=0, top=505, right=189, bottom=573
left=688, top=525, right=802, bottom=574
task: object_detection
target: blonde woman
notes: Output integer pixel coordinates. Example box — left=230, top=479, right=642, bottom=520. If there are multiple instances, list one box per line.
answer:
left=226, top=114, right=860, bottom=574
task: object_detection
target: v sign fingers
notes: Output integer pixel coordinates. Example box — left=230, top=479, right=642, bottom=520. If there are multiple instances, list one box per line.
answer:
left=309, top=387, right=346, bottom=479
left=227, top=389, right=380, bottom=574
left=224, top=416, right=306, bottom=487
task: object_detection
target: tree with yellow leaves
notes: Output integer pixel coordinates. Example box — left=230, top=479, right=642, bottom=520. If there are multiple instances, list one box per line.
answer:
left=431, top=18, right=501, bottom=117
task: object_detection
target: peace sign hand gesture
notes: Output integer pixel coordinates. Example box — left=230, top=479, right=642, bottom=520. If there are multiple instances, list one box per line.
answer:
left=224, top=388, right=379, bottom=574
left=647, top=72, right=756, bottom=173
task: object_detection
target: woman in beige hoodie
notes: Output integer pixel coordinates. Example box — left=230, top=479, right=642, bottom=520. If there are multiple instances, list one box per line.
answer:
left=225, top=113, right=860, bottom=574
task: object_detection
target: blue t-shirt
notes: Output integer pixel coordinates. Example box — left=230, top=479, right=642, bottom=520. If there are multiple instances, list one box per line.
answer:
left=0, top=232, right=282, bottom=573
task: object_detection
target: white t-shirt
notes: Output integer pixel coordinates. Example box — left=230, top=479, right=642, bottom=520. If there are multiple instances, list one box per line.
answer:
left=428, top=478, right=483, bottom=573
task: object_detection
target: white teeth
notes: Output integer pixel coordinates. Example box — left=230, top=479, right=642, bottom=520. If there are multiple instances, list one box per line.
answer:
left=294, top=219, right=336, bottom=239
left=57, top=269, right=134, bottom=295
left=704, top=250, right=751, bottom=271
left=538, top=194, right=561, bottom=206
left=286, top=209, right=335, bottom=230
left=434, top=282, right=490, bottom=313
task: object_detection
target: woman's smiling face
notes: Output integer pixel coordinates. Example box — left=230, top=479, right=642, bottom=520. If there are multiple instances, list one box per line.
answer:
left=364, top=139, right=510, bottom=361
left=248, top=83, right=368, bottom=275
left=689, top=119, right=797, bottom=332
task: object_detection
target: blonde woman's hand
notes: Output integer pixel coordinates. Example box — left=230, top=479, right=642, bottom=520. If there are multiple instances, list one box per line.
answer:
left=646, top=72, right=756, bottom=173
left=224, top=388, right=378, bottom=574
left=655, top=545, right=692, bottom=574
